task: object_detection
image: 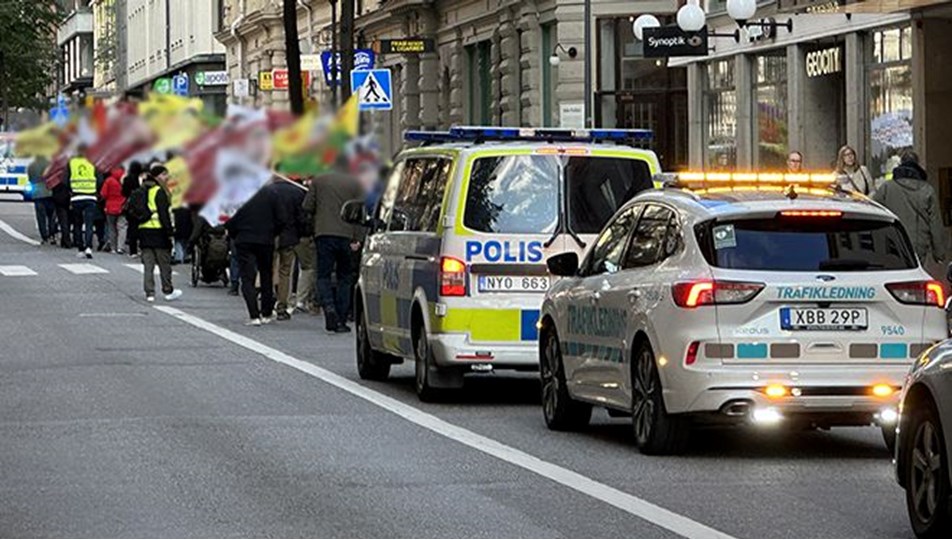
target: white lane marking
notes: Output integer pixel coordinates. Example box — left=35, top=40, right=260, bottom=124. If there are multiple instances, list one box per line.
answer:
left=154, top=305, right=732, bottom=539
left=0, top=218, right=41, bottom=246
left=58, top=263, right=109, bottom=275
left=123, top=263, right=179, bottom=276
left=0, top=265, right=37, bottom=276
left=79, top=312, right=148, bottom=318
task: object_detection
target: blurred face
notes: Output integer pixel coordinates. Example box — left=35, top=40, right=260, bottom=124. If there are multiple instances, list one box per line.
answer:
left=787, top=152, right=802, bottom=172
left=843, top=149, right=856, bottom=167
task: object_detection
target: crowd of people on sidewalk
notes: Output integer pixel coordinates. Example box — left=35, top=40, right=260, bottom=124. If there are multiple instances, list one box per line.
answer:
left=25, top=139, right=383, bottom=331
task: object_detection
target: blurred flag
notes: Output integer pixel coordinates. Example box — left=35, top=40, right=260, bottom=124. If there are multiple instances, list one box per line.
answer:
left=139, top=94, right=206, bottom=151
left=199, top=149, right=273, bottom=225
left=275, top=94, right=360, bottom=177
left=13, top=123, right=60, bottom=158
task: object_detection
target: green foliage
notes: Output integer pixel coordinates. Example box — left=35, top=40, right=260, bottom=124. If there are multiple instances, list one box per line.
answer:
left=0, top=1, right=62, bottom=110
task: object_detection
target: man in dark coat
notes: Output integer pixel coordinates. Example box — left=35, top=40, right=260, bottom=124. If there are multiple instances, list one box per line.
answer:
left=224, top=181, right=288, bottom=326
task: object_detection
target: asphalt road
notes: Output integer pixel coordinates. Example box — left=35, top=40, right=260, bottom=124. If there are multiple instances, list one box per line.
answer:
left=0, top=198, right=915, bottom=538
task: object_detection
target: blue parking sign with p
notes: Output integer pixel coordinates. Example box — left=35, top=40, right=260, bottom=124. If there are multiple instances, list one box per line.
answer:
left=351, top=69, right=392, bottom=111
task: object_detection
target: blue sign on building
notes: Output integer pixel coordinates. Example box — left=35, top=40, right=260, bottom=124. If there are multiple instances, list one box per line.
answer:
left=351, top=69, right=392, bottom=111
left=172, top=73, right=190, bottom=96
left=321, top=49, right=375, bottom=86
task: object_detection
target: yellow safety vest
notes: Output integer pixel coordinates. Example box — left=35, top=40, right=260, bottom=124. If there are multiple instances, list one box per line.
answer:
left=68, top=157, right=97, bottom=195
left=139, top=186, right=163, bottom=230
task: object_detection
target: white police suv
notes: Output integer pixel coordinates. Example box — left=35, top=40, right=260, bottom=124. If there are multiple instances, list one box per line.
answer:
left=539, top=172, right=947, bottom=454
left=346, top=127, right=661, bottom=401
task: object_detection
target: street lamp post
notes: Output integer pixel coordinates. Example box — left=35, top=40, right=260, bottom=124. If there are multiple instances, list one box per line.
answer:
left=633, top=0, right=792, bottom=45
left=583, top=0, right=592, bottom=128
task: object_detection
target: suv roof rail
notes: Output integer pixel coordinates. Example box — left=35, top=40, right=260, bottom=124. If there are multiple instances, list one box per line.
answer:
left=403, top=126, right=654, bottom=146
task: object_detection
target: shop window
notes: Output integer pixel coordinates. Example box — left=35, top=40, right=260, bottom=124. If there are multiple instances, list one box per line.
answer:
left=541, top=23, right=555, bottom=127
left=869, top=27, right=913, bottom=182
left=754, top=51, right=788, bottom=169
left=466, top=41, right=492, bottom=125
left=705, top=59, right=736, bottom=170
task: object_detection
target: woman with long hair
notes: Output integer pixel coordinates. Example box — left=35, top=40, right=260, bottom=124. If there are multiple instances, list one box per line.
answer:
left=835, top=145, right=874, bottom=195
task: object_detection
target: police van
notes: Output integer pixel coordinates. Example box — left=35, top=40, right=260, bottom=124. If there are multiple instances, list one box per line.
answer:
left=345, top=127, right=661, bottom=400
left=0, top=134, right=32, bottom=199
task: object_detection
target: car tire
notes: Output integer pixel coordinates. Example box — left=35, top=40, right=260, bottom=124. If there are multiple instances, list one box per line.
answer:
left=883, top=423, right=897, bottom=454
left=631, top=341, right=688, bottom=455
left=904, top=400, right=952, bottom=538
left=413, top=324, right=442, bottom=402
left=540, top=328, right=591, bottom=431
left=355, top=303, right=391, bottom=381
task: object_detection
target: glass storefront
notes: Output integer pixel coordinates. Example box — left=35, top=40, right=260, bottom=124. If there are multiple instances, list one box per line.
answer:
left=704, top=59, right=736, bottom=170
left=595, top=18, right=688, bottom=170
left=868, top=26, right=913, bottom=182
left=754, top=51, right=788, bottom=169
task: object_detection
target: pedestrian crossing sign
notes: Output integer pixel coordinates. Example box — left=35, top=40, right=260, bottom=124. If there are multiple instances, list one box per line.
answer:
left=350, top=69, right=392, bottom=111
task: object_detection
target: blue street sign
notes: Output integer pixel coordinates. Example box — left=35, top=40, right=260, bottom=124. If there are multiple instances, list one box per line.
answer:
left=172, top=73, right=190, bottom=96
left=50, top=105, right=69, bottom=127
left=321, top=49, right=375, bottom=86
left=351, top=69, right=392, bottom=111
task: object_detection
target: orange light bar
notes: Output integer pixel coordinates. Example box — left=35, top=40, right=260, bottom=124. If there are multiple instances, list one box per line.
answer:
left=779, top=210, right=843, bottom=218
left=675, top=172, right=837, bottom=185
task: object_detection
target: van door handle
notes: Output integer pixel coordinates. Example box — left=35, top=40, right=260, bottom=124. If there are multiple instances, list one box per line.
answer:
left=590, top=292, right=601, bottom=303
left=628, top=289, right=641, bottom=303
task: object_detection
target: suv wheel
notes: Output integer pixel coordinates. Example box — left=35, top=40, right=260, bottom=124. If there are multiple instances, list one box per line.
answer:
left=904, top=401, right=952, bottom=537
left=540, top=328, right=591, bottom=431
left=355, top=306, right=391, bottom=381
left=631, top=341, right=688, bottom=455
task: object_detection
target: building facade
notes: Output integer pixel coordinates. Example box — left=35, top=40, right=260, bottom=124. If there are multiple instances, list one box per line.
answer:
left=91, top=0, right=126, bottom=95
left=125, top=0, right=228, bottom=113
left=57, top=0, right=95, bottom=96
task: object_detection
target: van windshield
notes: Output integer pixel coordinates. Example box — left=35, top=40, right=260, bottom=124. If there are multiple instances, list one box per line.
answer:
left=695, top=217, right=918, bottom=271
left=566, top=157, right=654, bottom=234
left=463, top=155, right=559, bottom=234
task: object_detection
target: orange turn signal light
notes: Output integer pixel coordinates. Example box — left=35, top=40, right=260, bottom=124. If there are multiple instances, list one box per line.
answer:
left=871, top=384, right=895, bottom=398
left=764, top=384, right=788, bottom=399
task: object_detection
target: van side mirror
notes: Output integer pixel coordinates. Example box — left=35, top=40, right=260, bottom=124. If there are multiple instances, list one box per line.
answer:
left=341, top=199, right=368, bottom=226
left=547, top=252, right=579, bottom=277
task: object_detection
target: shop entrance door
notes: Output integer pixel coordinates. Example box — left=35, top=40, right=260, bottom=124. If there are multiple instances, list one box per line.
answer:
left=803, top=44, right=847, bottom=169
left=613, top=90, right=688, bottom=171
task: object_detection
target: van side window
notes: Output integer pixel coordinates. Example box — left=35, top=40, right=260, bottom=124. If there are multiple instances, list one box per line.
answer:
left=377, top=161, right=405, bottom=229
left=390, top=157, right=452, bottom=232
left=624, top=205, right=676, bottom=268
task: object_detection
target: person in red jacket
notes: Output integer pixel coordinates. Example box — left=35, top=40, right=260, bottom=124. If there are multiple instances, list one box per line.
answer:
left=100, top=167, right=127, bottom=254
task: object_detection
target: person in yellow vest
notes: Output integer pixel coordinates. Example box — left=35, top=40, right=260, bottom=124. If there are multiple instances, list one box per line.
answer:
left=137, top=166, right=182, bottom=302
left=68, top=145, right=99, bottom=259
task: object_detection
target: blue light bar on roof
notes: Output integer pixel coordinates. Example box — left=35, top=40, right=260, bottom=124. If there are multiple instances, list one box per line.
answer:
left=403, top=126, right=654, bottom=144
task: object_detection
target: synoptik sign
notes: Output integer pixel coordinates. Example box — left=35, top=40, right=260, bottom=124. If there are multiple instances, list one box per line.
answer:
left=642, top=26, right=708, bottom=57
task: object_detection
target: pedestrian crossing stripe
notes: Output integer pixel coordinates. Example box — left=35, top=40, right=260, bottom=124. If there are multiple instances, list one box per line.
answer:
left=123, top=263, right=179, bottom=276
left=0, top=265, right=37, bottom=276
left=350, top=69, right=393, bottom=111
left=58, top=263, right=109, bottom=275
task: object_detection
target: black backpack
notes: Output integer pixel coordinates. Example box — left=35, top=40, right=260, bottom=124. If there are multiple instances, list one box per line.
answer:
left=124, top=187, right=153, bottom=225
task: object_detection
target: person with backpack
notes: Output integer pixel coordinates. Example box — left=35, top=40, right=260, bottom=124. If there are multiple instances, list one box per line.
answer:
left=872, top=151, right=947, bottom=276
left=132, top=170, right=182, bottom=303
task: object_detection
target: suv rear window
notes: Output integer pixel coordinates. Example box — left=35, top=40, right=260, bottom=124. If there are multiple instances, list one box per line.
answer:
left=695, top=217, right=917, bottom=271
left=567, top=157, right=653, bottom=234
left=464, top=155, right=559, bottom=234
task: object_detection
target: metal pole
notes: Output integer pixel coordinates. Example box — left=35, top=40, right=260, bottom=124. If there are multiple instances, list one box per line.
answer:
left=340, top=0, right=354, bottom=102
left=330, top=0, right=337, bottom=107
left=583, top=0, right=592, bottom=128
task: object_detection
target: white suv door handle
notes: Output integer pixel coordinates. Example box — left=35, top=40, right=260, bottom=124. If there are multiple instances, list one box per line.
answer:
left=590, top=292, right=601, bottom=302
left=628, top=289, right=642, bottom=301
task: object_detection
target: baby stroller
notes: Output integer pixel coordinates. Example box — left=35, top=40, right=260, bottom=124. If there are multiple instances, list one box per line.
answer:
left=190, top=224, right=230, bottom=287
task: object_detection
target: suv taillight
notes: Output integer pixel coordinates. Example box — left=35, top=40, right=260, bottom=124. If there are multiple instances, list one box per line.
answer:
left=440, top=256, right=467, bottom=297
left=886, top=281, right=945, bottom=307
left=672, top=280, right=764, bottom=308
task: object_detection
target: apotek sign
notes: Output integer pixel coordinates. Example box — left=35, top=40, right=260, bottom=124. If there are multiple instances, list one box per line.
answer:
left=805, top=46, right=842, bottom=78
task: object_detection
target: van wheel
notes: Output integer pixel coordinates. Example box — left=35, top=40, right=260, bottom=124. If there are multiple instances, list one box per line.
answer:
left=413, top=324, right=442, bottom=402
left=356, top=306, right=391, bottom=381
left=541, top=328, right=591, bottom=431
left=904, top=400, right=952, bottom=537
left=631, top=341, right=688, bottom=455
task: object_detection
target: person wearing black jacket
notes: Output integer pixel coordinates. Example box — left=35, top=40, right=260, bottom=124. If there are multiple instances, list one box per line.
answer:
left=224, top=181, right=288, bottom=326
left=137, top=171, right=182, bottom=302
left=271, top=176, right=308, bottom=321
left=121, top=161, right=143, bottom=256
